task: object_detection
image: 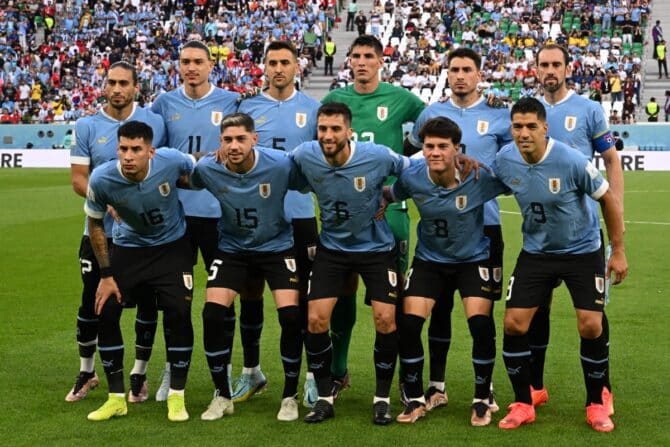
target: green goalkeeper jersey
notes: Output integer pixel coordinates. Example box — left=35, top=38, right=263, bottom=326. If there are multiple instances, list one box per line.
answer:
left=322, top=82, right=425, bottom=156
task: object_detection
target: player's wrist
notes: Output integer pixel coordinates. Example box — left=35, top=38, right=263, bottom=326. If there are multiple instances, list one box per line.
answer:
left=100, top=266, right=113, bottom=278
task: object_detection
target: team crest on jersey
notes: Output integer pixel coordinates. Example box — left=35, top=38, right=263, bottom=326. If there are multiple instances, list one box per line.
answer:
left=388, top=269, right=398, bottom=287
left=295, top=112, right=307, bottom=128
left=595, top=275, right=605, bottom=294
left=159, top=182, right=171, bottom=196
left=478, top=266, right=490, bottom=282
left=259, top=183, right=271, bottom=198
left=564, top=116, right=577, bottom=131
left=455, top=195, right=467, bottom=210
left=476, top=120, right=489, bottom=135
left=377, top=106, right=388, bottom=121
left=211, top=111, right=223, bottom=126
left=549, top=178, right=561, bottom=194
left=284, top=257, right=297, bottom=272
left=354, top=176, right=366, bottom=192
left=97, top=136, right=108, bottom=145
left=183, top=273, right=193, bottom=290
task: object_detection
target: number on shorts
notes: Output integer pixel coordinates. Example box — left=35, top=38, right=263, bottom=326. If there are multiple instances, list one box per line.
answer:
left=80, top=258, right=93, bottom=275
left=208, top=259, right=223, bottom=281
left=505, top=276, right=515, bottom=301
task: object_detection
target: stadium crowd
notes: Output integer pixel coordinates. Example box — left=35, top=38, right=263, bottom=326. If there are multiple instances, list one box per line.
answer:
left=0, top=0, right=338, bottom=124
left=0, top=0, right=657, bottom=125
left=332, top=0, right=652, bottom=124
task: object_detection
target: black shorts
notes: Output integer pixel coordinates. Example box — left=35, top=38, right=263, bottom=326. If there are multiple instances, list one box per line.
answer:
left=185, top=216, right=219, bottom=268
left=111, top=235, right=194, bottom=311
left=308, top=245, right=398, bottom=304
left=78, top=236, right=111, bottom=312
left=207, top=248, right=300, bottom=292
left=404, top=257, right=497, bottom=302
left=484, top=225, right=504, bottom=299
left=506, top=250, right=606, bottom=311
left=292, top=217, right=319, bottom=284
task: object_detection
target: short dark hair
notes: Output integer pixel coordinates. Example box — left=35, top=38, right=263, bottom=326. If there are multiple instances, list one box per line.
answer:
left=118, top=120, right=153, bottom=143
left=108, top=61, right=138, bottom=85
left=220, top=112, right=255, bottom=133
left=349, top=35, right=383, bottom=57
left=181, top=40, right=211, bottom=58
left=418, top=117, right=462, bottom=144
left=536, top=44, right=571, bottom=65
left=317, top=102, right=352, bottom=127
left=265, top=40, right=298, bottom=60
left=447, top=47, right=481, bottom=71
left=511, top=97, right=547, bottom=121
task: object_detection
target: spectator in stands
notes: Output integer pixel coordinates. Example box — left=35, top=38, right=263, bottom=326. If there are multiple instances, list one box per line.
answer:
left=609, top=108, right=621, bottom=125
left=645, top=97, right=660, bottom=122
left=401, top=70, right=418, bottom=90
left=355, top=11, right=368, bottom=36
left=652, top=20, right=663, bottom=59
left=656, top=40, right=668, bottom=79
left=609, top=71, right=623, bottom=105
left=622, top=96, right=636, bottom=124
left=665, top=90, right=670, bottom=122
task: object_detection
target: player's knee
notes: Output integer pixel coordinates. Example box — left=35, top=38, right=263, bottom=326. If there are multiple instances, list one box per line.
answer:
left=503, top=312, right=529, bottom=336
left=373, top=307, right=396, bottom=334
left=577, top=314, right=603, bottom=339
left=307, top=311, right=329, bottom=333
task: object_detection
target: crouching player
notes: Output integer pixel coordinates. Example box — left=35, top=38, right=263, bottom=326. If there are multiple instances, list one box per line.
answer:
left=390, top=117, right=507, bottom=426
left=84, top=121, right=196, bottom=422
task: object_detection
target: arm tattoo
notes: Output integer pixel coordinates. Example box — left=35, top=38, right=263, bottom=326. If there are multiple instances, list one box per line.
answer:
left=87, top=216, right=111, bottom=268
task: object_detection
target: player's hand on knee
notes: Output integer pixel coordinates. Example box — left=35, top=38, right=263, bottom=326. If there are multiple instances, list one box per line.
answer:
left=95, top=278, right=122, bottom=315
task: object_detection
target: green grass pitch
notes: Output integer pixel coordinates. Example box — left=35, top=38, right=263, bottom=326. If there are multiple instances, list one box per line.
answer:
left=1, top=169, right=668, bottom=446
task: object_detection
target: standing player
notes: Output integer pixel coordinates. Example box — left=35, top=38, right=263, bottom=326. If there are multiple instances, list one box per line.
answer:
left=495, top=98, right=627, bottom=432
left=84, top=121, right=196, bottom=422
left=191, top=113, right=303, bottom=422
left=321, top=36, right=425, bottom=392
left=406, top=47, right=512, bottom=410
left=527, top=44, right=624, bottom=409
left=68, top=61, right=167, bottom=403
left=233, top=41, right=321, bottom=407
left=292, top=103, right=410, bottom=425
left=393, top=117, right=508, bottom=426
left=151, top=40, right=239, bottom=400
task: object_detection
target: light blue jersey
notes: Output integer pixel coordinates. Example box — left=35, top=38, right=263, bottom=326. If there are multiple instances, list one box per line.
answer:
left=393, top=160, right=508, bottom=263
left=191, top=148, right=298, bottom=253
left=71, top=104, right=167, bottom=237
left=409, top=97, right=512, bottom=226
left=237, top=90, right=319, bottom=219
left=291, top=141, right=410, bottom=252
left=84, top=149, right=195, bottom=247
left=540, top=90, right=616, bottom=230
left=151, top=85, right=239, bottom=218
left=494, top=138, right=609, bottom=255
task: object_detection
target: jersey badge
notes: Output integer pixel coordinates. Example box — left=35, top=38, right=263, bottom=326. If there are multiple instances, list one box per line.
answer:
left=284, top=257, right=297, bottom=272
left=476, top=120, right=489, bottom=135
left=255, top=115, right=268, bottom=126
left=377, top=106, right=388, bottom=121
left=96, top=136, right=108, bottom=145
left=183, top=273, right=193, bottom=290
left=296, top=112, right=307, bottom=128
left=159, top=182, right=171, bottom=196
left=259, top=183, right=271, bottom=198
left=455, top=195, right=467, bottom=210
left=354, top=176, right=366, bottom=192
left=594, top=275, right=605, bottom=294
left=478, top=266, right=490, bottom=281
left=564, top=116, right=577, bottom=131
left=211, top=111, right=223, bottom=126
left=388, top=269, right=398, bottom=287
left=169, top=113, right=181, bottom=122
left=548, top=178, right=561, bottom=194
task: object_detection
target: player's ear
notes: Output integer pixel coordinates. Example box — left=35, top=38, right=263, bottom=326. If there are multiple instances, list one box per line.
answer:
left=251, top=131, right=258, bottom=146
left=346, top=127, right=353, bottom=140
left=149, top=145, right=155, bottom=158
